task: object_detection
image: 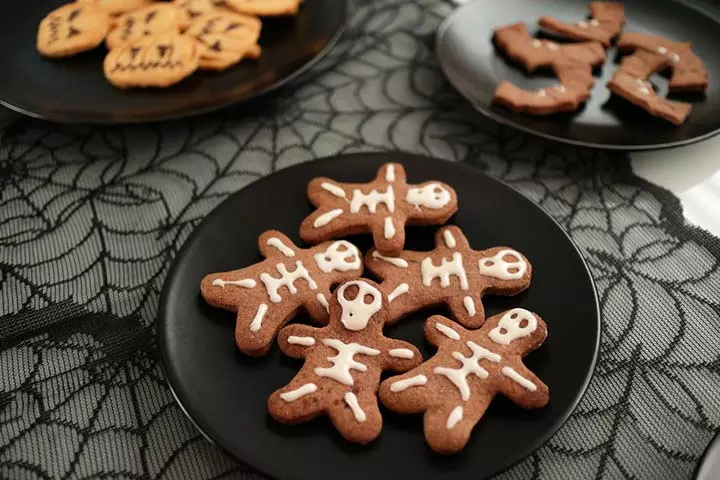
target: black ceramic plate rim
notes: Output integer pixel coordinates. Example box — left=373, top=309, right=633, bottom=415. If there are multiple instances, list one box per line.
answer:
left=436, top=0, right=720, bottom=151
left=0, top=2, right=349, bottom=125
left=157, top=153, right=601, bottom=480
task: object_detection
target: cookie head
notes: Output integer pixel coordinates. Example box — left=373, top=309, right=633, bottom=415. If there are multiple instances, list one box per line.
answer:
left=106, top=4, right=185, bottom=50
left=335, top=280, right=383, bottom=331
left=313, top=240, right=361, bottom=273
left=37, top=3, right=111, bottom=58
left=487, top=308, right=545, bottom=351
left=406, top=182, right=452, bottom=210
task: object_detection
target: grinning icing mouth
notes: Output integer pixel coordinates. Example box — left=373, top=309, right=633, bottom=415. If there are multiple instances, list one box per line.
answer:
left=111, top=60, right=185, bottom=72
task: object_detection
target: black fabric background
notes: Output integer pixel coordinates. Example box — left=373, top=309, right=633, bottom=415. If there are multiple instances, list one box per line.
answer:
left=1, top=0, right=720, bottom=478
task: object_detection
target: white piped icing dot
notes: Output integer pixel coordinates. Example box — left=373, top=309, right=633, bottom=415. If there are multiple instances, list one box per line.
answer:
left=556, top=85, right=566, bottom=93
left=532, top=39, right=541, bottom=48
left=590, top=19, right=599, bottom=26
left=537, top=89, right=547, bottom=97
left=657, top=46, right=668, bottom=55
left=639, top=87, right=650, bottom=95
left=578, top=20, right=588, bottom=28
left=547, top=42, right=559, bottom=51
left=670, top=53, right=680, bottom=63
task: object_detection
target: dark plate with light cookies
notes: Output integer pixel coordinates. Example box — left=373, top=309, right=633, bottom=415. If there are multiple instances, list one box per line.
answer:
left=158, top=153, right=600, bottom=480
left=0, top=0, right=347, bottom=123
left=437, top=0, right=720, bottom=150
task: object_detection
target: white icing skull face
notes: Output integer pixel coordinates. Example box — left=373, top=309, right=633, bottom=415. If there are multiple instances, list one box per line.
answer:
left=337, top=281, right=382, bottom=331
left=478, top=249, right=527, bottom=280
left=406, top=183, right=451, bottom=209
left=488, top=309, right=537, bottom=345
left=313, top=241, right=361, bottom=273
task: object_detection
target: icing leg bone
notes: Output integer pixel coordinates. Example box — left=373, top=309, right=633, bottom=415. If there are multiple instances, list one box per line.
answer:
left=268, top=279, right=422, bottom=444
left=365, top=226, right=532, bottom=328
left=299, top=163, right=458, bottom=256
left=379, top=312, right=549, bottom=454
left=200, top=230, right=364, bottom=356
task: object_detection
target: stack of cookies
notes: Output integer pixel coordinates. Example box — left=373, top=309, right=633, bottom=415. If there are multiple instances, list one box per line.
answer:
left=492, top=1, right=708, bottom=125
left=36, top=0, right=302, bottom=89
left=200, top=163, right=549, bottom=454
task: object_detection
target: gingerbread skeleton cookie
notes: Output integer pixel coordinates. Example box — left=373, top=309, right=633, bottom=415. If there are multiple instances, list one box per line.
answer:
left=76, top=0, right=155, bottom=16
left=103, top=31, right=200, bottom=88
left=299, top=163, right=458, bottom=257
left=187, top=11, right=262, bottom=70
left=617, top=33, right=708, bottom=93
left=268, top=279, right=422, bottom=444
left=607, top=50, right=692, bottom=125
left=493, top=22, right=606, bottom=115
left=365, top=226, right=531, bottom=328
left=106, top=4, right=186, bottom=50
left=539, top=2, right=625, bottom=47
left=200, top=231, right=364, bottom=356
left=37, top=3, right=112, bottom=58
left=379, top=312, right=549, bottom=454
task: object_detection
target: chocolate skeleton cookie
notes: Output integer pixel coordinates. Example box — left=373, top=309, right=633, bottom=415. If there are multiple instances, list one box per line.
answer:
left=103, top=31, right=200, bottom=88
left=539, top=2, right=625, bottom=47
left=607, top=50, right=692, bottom=125
left=37, top=3, right=112, bottom=58
left=225, top=0, right=301, bottom=17
left=76, top=0, right=155, bottom=16
left=379, top=312, right=549, bottom=454
left=268, top=279, right=422, bottom=444
left=492, top=22, right=606, bottom=115
left=299, top=163, right=458, bottom=257
left=106, top=4, right=186, bottom=50
left=365, top=226, right=531, bottom=328
left=617, top=33, right=708, bottom=93
left=186, top=11, right=262, bottom=70
left=200, top=231, right=364, bottom=356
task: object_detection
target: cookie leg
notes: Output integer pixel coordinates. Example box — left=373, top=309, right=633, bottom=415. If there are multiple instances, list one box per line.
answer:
left=328, top=390, right=383, bottom=444
left=370, top=220, right=405, bottom=257
left=423, top=398, right=490, bottom=454
left=447, top=294, right=485, bottom=329
left=268, top=380, right=325, bottom=424
left=235, top=305, right=288, bottom=356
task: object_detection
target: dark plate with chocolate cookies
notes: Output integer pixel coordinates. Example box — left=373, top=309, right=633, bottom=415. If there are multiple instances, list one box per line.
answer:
left=0, top=0, right=347, bottom=123
left=437, top=0, right=720, bottom=150
left=158, top=153, right=600, bottom=480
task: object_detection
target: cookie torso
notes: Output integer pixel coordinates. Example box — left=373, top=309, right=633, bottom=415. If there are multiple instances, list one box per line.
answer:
left=106, top=4, right=185, bottom=50
left=186, top=11, right=262, bottom=70
left=200, top=231, right=364, bottom=356
left=103, top=31, right=200, bottom=88
left=37, top=3, right=112, bottom=58
left=365, top=225, right=532, bottom=328
left=379, top=312, right=549, bottom=453
left=269, top=279, right=422, bottom=444
left=299, top=163, right=458, bottom=256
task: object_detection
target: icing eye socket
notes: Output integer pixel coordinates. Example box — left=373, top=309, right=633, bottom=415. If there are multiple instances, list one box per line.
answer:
left=502, top=253, right=520, bottom=262
left=499, top=328, right=507, bottom=334
left=325, top=256, right=332, bottom=262
left=343, top=284, right=360, bottom=301
left=336, top=243, right=348, bottom=252
left=519, top=319, right=529, bottom=328
left=485, top=261, right=494, bottom=267
left=343, top=255, right=355, bottom=263
left=511, top=313, right=518, bottom=319
left=363, top=294, right=374, bottom=304
left=508, top=267, right=519, bottom=274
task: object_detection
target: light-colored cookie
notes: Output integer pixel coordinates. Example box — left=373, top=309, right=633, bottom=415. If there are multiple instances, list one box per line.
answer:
left=106, top=4, right=185, bottom=50
left=224, top=0, right=301, bottom=17
left=76, top=0, right=156, bottom=16
left=174, top=0, right=221, bottom=25
left=186, top=11, right=262, bottom=70
left=37, top=3, right=111, bottom=58
left=103, top=31, right=200, bottom=88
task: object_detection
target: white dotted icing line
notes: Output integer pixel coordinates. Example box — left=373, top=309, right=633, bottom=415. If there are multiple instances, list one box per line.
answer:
left=384, top=216, right=395, bottom=239
left=344, top=391, right=366, bottom=422
left=463, top=296, right=476, bottom=317
left=502, top=366, right=537, bottom=391
left=266, top=237, right=295, bottom=257
left=316, top=293, right=329, bottom=312
left=385, top=164, right=396, bottom=182
left=212, top=278, right=256, bottom=288
left=443, top=229, right=456, bottom=248
left=320, top=182, right=346, bottom=198
left=447, top=406, right=463, bottom=429
left=388, top=348, right=414, bottom=359
left=388, top=283, right=409, bottom=302
left=288, top=335, right=315, bottom=346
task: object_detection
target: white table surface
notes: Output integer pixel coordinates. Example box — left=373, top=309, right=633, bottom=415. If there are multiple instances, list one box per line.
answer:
left=632, top=136, right=720, bottom=237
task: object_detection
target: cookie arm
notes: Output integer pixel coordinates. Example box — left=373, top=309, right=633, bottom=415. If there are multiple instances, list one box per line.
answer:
left=447, top=294, right=486, bottom=329
left=276, top=324, right=321, bottom=359
left=496, top=363, right=550, bottom=409
left=424, top=315, right=466, bottom=348
left=382, top=339, right=422, bottom=372
left=258, top=230, right=299, bottom=259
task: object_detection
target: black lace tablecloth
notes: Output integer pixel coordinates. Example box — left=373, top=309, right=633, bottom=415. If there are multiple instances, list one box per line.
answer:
left=2, top=0, right=720, bottom=478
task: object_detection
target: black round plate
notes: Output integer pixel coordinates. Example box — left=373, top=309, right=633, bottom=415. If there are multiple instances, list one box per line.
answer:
left=158, top=153, right=600, bottom=480
left=0, top=0, right=347, bottom=123
left=436, top=0, right=720, bottom=150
